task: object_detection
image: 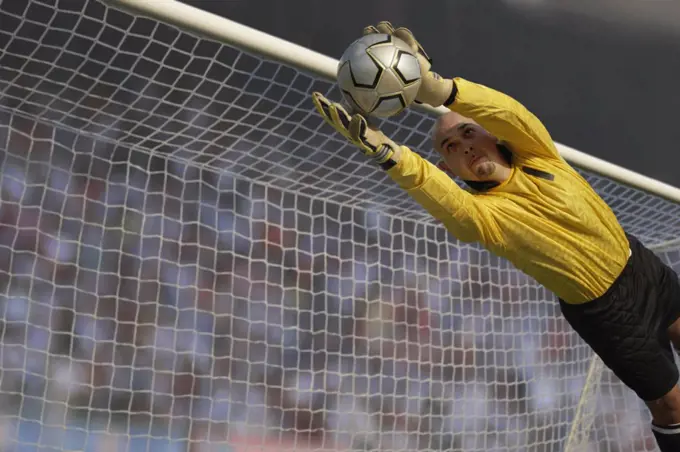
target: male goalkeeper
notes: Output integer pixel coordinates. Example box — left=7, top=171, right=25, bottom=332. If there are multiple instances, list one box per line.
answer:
left=312, top=22, right=680, bottom=450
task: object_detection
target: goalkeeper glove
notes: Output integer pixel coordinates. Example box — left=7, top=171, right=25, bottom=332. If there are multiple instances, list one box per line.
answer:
left=311, top=92, right=400, bottom=170
left=363, top=21, right=456, bottom=109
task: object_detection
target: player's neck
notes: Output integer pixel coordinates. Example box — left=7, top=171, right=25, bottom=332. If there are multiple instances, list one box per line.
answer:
left=479, top=161, right=512, bottom=184
left=492, top=163, right=513, bottom=183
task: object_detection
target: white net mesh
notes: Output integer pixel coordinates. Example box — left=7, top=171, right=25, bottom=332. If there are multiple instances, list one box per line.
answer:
left=1, top=1, right=680, bottom=451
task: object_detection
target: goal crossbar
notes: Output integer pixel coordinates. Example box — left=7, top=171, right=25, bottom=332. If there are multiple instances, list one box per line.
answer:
left=104, top=0, right=680, bottom=204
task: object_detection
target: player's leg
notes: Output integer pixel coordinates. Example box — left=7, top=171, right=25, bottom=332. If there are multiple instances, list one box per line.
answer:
left=559, top=234, right=680, bottom=452
left=561, top=303, right=680, bottom=451
left=647, top=386, right=680, bottom=425
left=625, top=236, right=680, bottom=452
left=666, top=315, right=680, bottom=352
left=649, top=316, right=680, bottom=449
left=645, top=384, right=680, bottom=450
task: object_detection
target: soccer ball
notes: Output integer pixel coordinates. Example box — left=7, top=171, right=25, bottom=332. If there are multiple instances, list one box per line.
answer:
left=337, top=33, right=422, bottom=118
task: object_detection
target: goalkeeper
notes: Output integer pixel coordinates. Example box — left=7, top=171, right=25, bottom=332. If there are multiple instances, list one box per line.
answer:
left=312, top=22, right=680, bottom=451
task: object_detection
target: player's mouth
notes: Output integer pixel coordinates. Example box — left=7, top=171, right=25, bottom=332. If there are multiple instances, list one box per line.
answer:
left=469, top=155, right=484, bottom=169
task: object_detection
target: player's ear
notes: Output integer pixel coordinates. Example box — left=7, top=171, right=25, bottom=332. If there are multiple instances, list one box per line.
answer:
left=437, top=159, right=452, bottom=174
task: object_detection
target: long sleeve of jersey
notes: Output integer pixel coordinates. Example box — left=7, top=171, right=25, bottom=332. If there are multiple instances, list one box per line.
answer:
left=449, top=78, right=561, bottom=161
left=383, top=79, right=630, bottom=304
left=386, top=146, right=501, bottom=244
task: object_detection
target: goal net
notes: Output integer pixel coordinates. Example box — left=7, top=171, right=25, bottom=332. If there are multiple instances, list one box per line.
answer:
left=1, top=1, right=680, bottom=451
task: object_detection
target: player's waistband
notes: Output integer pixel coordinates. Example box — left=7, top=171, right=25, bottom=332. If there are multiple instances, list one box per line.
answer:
left=560, top=233, right=661, bottom=310
left=560, top=235, right=633, bottom=305
left=587, top=234, right=636, bottom=302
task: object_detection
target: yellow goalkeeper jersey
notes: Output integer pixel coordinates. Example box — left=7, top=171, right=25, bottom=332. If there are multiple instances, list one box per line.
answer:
left=387, top=78, right=630, bottom=305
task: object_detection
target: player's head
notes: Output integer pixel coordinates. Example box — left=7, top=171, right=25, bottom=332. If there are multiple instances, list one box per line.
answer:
left=432, top=111, right=511, bottom=183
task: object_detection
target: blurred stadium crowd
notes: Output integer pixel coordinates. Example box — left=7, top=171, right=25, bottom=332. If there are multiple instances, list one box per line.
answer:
left=0, top=112, right=658, bottom=452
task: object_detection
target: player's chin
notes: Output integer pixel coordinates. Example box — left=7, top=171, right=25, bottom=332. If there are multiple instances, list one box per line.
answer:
left=472, top=161, right=495, bottom=179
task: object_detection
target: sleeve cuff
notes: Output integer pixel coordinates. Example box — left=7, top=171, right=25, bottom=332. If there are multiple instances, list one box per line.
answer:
left=379, top=158, right=397, bottom=171
left=385, top=146, right=425, bottom=190
left=443, top=79, right=459, bottom=107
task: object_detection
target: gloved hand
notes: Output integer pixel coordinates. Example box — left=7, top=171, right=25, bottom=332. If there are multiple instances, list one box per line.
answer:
left=311, top=92, right=400, bottom=169
left=363, top=21, right=455, bottom=108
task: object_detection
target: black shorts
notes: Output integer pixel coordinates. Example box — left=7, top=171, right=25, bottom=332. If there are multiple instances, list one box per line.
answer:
left=559, top=234, right=680, bottom=402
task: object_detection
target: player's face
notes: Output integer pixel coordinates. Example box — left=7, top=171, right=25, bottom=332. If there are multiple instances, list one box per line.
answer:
left=433, top=112, right=506, bottom=181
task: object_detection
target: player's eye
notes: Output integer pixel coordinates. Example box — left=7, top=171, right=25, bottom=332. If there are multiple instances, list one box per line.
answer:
left=463, top=128, right=473, bottom=138
left=446, top=142, right=456, bottom=153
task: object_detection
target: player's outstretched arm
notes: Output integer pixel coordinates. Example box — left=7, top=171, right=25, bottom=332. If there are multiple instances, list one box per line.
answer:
left=448, top=78, right=561, bottom=161
left=364, top=22, right=560, bottom=161
left=311, top=92, right=498, bottom=244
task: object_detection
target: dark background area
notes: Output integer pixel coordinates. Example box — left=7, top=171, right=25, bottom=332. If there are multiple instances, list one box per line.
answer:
left=189, top=0, right=680, bottom=187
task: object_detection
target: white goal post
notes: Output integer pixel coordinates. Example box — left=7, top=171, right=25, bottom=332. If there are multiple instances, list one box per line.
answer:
left=2, top=1, right=680, bottom=451
left=104, top=0, right=680, bottom=206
